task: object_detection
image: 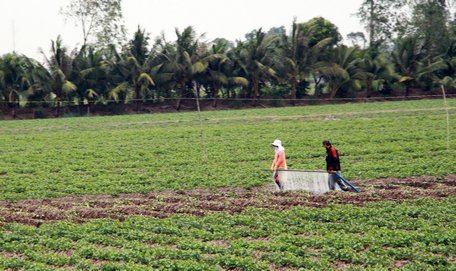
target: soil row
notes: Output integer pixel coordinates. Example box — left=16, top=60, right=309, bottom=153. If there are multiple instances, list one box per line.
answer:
left=0, top=175, right=454, bottom=227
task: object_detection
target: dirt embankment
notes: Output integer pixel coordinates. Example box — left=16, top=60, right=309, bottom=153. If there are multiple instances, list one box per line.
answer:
left=0, top=175, right=454, bottom=227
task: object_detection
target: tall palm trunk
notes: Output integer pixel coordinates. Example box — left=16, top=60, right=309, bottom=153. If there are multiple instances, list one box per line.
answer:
left=240, top=85, right=247, bottom=98
left=329, top=83, right=341, bottom=99
left=195, top=83, right=201, bottom=100
left=369, top=0, right=375, bottom=48
left=366, top=79, right=374, bottom=98
left=212, top=83, right=221, bottom=108
left=135, top=84, right=141, bottom=112
left=11, top=95, right=17, bottom=119
left=12, top=105, right=17, bottom=119
left=1, top=97, right=8, bottom=117
left=87, top=101, right=93, bottom=116
left=252, top=76, right=260, bottom=106
left=55, top=100, right=61, bottom=117
left=78, top=94, right=84, bottom=116
left=405, top=84, right=411, bottom=98
left=176, top=80, right=185, bottom=110
left=290, top=76, right=298, bottom=105
left=313, top=75, right=323, bottom=97
left=54, top=87, right=62, bottom=117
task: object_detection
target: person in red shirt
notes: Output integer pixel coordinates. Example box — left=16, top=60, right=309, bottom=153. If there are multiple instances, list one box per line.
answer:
left=271, top=139, right=287, bottom=190
left=323, top=140, right=349, bottom=191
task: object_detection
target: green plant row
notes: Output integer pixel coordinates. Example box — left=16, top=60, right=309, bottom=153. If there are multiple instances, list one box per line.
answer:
left=0, top=198, right=454, bottom=270
left=0, top=100, right=455, bottom=201
left=0, top=99, right=454, bottom=130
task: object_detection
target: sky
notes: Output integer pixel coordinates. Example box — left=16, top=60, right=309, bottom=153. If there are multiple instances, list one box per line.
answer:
left=0, top=0, right=365, bottom=62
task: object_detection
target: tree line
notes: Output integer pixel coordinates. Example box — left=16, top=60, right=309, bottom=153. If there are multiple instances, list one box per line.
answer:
left=1, top=0, right=456, bottom=118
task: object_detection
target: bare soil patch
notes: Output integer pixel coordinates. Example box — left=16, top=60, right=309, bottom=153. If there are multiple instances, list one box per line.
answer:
left=0, top=175, right=454, bottom=227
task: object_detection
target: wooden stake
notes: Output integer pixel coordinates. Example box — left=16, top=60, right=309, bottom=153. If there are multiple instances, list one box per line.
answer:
left=441, top=85, right=450, bottom=151
left=194, top=84, right=208, bottom=164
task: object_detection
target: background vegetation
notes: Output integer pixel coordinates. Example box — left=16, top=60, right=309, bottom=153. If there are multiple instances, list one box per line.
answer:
left=1, top=0, right=456, bottom=118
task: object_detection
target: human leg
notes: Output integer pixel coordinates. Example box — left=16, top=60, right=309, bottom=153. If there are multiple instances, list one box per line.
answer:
left=334, top=171, right=350, bottom=191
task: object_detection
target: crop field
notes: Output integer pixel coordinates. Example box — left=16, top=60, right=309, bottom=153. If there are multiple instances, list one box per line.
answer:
left=0, top=99, right=455, bottom=270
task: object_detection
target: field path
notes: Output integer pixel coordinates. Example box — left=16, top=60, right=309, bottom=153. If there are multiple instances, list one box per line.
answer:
left=0, top=175, right=454, bottom=227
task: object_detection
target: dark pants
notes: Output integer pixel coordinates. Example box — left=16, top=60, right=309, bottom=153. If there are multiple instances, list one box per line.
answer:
left=329, top=171, right=349, bottom=191
left=273, top=170, right=284, bottom=190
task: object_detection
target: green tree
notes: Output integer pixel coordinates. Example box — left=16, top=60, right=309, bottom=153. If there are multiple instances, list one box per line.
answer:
left=102, top=46, right=154, bottom=109
left=60, top=0, right=127, bottom=48
left=154, top=26, right=207, bottom=110
left=357, top=0, right=407, bottom=47
left=300, top=17, right=341, bottom=96
left=198, top=39, right=248, bottom=107
left=127, top=27, right=154, bottom=110
left=358, top=50, right=396, bottom=97
left=274, top=20, right=335, bottom=100
left=129, top=26, right=150, bottom=65
left=438, top=40, right=456, bottom=92
left=319, top=46, right=365, bottom=98
left=234, top=29, right=277, bottom=100
left=41, top=36, right=77, bottom=116
left=391, top=36, right=444, bottom=96
left=72, top=46, right=108, bottom=114
left=301, top=17, right=341, bottom=47
left=0, top=53, right=47, bottom=118
left=347, top=32, right=367, bottom=48
left=148, top=35, right=177, bottom=100
left=391, top=36, right=423, bottom=97
left=408, top=0, right=452, bottom=61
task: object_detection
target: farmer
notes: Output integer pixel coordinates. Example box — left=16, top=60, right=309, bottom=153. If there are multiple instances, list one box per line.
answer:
left=271, top=139, right=287, bottom=190
left=323, top=140, right=350, bottom=191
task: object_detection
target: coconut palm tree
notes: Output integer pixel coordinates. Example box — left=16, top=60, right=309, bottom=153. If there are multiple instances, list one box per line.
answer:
left=41, top=35, right=77, bottom=116
left=0, top=53, right=44, bottom=118
left=391, top=37, right=424, bottom=97
left=99, top=45, right=132, bottom=103
left=274, top=20, right=335, bottom=101
left=103, top=36, right=155, bottom=111
left=235, top=29, right=277, bottom=101
left=197, top=39, right=248, bottom=107
left=152, top=26, right=206, bottom=110
left=436, top=40, right=456, bottom=92
left=357, top=50, right=396, bottom=97
left=148, top=35, right=177, bottom=100
left=319, top=45, right=365, bottom=98
left=391, top=36, right=445, bottom=97
left=72, top=46, right=108, bottom=114
left=127, top=26, right=155, bottom=110
left=129, top=26, right=150, bottom=66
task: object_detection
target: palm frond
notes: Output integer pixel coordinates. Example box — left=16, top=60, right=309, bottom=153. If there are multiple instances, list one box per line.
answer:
left=399, top=76, right=413, bottom=83
left=439, top=76, right=456, bottom=88
left=85, top=88, right=99, bottom=99
left=230, top=77, right=249, bottom=87
left=62, top=80, right=77, bottom=93
left=108, top=82, right=129, bottom=101
left=192, top=61, right=208, bottom=74
left=80, top=67, right=96, bottom=78
left=137, top=73, right=155, bottom=86
left=209, top=71, right=228, bottom=84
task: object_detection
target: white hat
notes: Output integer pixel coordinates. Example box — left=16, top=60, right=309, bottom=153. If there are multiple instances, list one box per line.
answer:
left=271, top=139, right=282, bottom=147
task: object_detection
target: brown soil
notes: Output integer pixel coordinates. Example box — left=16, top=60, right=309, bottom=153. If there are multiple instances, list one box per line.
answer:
left=0, top=175, right=454, bottom=227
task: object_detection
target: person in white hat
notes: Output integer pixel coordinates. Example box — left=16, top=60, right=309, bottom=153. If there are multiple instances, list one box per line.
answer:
left=271, top=139, right=287, bottom=190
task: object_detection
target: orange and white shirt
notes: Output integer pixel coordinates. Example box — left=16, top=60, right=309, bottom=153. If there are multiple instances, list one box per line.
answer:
left=272, top=149, right=287, bottom=170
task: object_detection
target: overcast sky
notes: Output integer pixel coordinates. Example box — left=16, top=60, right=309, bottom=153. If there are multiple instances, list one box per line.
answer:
left=0, top=0, right=365, bottom=62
